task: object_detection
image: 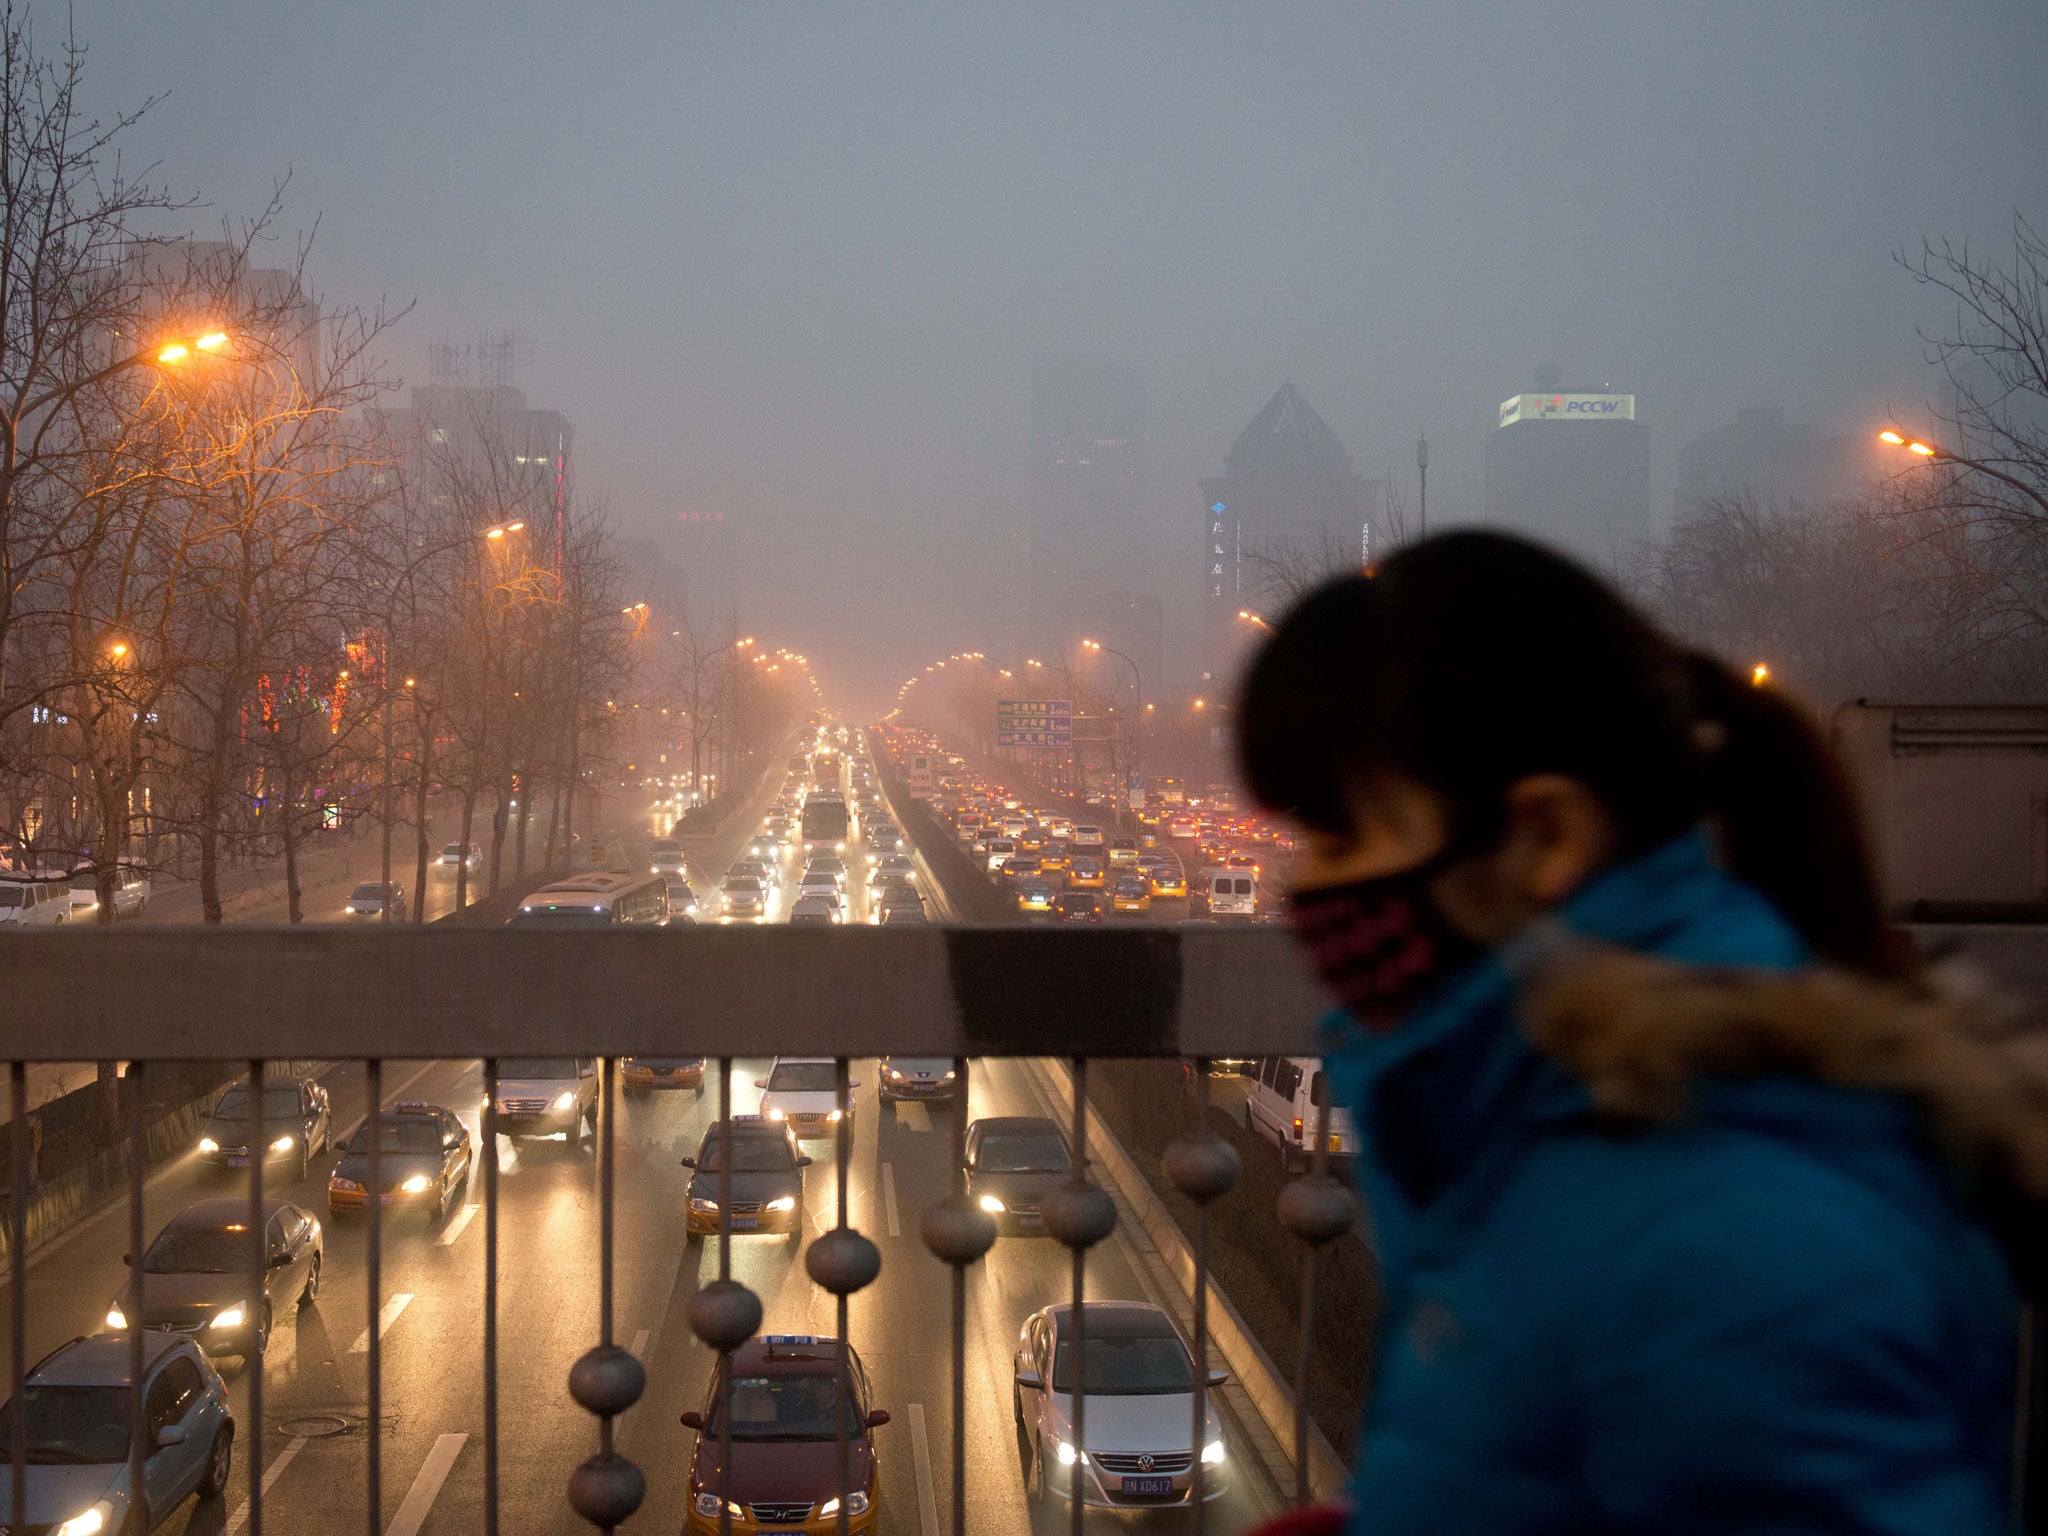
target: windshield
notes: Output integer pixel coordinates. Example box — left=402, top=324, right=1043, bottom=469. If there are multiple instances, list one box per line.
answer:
left=145, top=1225, right=253, bottom=1273
left=213, top=1086, right=302, bottom=1121
left=698, top=1135, right=796, bottom=1172
left=500, top=1058, right=579, bottom=1080
left=441, top=844, right=463, bottom=856
left=886, top=1058, right=952, bottom=1075
left=0, top=888, right=23, bottom=906
left=1051, top=1334, right=1194, bottom=1396
left=766, top=1062, right=837, bottom=1093
left=709, top=1373, right=861, bottom=1440
left=348, top=1119, right=443, bottom=1155
left=977, top=1134, right=1070, bottom=1173
left=0, top=1387, right=130, bottom=1463
left=349, top=883, right=388, bottom=900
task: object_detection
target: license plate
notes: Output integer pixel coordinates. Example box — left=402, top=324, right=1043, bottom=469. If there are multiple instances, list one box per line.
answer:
left=226, top=1156, right=249, bottom=1167
left=1122, top=1476, right=1173, bottom=1496
left=731, top=1217, right=757, bottom=1231
left=1327, top=1136, right=1342, bottom=1153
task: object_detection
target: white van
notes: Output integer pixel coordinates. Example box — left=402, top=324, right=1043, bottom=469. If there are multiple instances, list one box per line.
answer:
left=0, top=873, right=71, bottom=927
left=1244, top=1056, right=1359, bottom=1172
left=1196, top=866, right=1259, bottom=918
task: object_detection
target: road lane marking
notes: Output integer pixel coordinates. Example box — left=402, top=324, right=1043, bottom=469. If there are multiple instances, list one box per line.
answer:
left=630, top=1327, right=650, bottom=1358
left=222, top=1434, right=308, bottom=1534
left=882, top=1161, right=901, bottom=1238
left=337, top=1060, right=442, bottom=1143
left=436, top=1202, right=480, bottom=1245
left=907, top=1402, right=940, bottom=1536
left=385, top=1432, right=466, bottom=1536
left=349, top=1292, right=413, bottom=1353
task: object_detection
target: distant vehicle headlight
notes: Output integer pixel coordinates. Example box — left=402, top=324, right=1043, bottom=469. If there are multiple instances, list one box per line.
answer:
left=979, top=1194, right=1006, bottom=1214
left=827, top=1109, right=844, bottom=1122
left=197, top=1136, right=219, bottom=1153
left=767, top=1108, right=787, bottom=1120
left=400, top=1174, right=431, bottom=1194
left=211, top=1305, right=246, bottom=1330
left=818, top=1492, right=869, bottom=1517
left=1203, top=1437, right=1226, bottom=1466
left=765, top=1196, right=797, bottom=1212
left=552, top=1091, right=578, bottom=1113
left=104, top=1305, right=127, bottom=1329
left=1054, top=1438, right=1086, bottom=1466
left=271, top=1135, right=295, bottom=1152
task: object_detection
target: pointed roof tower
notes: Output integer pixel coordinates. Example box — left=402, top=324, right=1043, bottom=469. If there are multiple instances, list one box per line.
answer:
left=1225, top=383, right=1352, bottom=478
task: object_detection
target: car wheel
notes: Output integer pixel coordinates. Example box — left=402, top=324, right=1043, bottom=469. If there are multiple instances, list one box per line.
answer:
left=254, top=1303, right=273, bottom=1357
left=300, top=1255, right=321, bottom=1307
left=198, top=1425, right=234, bottom=1498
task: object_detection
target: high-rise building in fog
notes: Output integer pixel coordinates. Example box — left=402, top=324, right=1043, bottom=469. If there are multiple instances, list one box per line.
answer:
left=1198, top=383, right=1381, bottom=674
left=383, top=385, right=573, bottom=568
left=1028, top=352, right=1146, bottom=600
left=1482, top=384, right=1650, bottom=571
left=1675, top=407, right=1884, bottom=516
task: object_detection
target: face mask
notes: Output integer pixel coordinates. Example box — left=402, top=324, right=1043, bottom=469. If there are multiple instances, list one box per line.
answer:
left=1286, top=851, right=1484, bottom=1032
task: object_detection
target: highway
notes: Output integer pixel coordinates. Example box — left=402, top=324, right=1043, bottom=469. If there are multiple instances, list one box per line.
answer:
left=0, top=741, right=1283, bottom=1535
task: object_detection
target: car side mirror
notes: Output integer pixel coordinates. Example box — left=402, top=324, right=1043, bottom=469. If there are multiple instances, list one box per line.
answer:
left=1206, top=1368, right=1229, bottom=1388
left=154, top=1424, right=188, bottom=1448
left=866, top=1408, right=891, bottom=1428
left=753, top=1080, right=767, bottom=1090
left=1013, top=1369, right=1042, bottom=1391
left=268, top=1253, right=292, bottom=1269
left=679, top=1155, right=697, bottom=1167
left=679, top=1410, right=705, bottom=1430
left=796, top=1155, right=813, bottom=1167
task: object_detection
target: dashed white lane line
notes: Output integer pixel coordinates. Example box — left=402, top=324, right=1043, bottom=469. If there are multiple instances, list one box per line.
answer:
left=384, top=1432, right=467, bottom=1536
left=883, top=1162, right=902, bottom=1239
left=436, top=1203, right=480, bottom=1246
left=222, top=1434, right=308, bottom=1534
left=630, top=1327, right=650, bottom=1358
left=907, top=1401, right=941, bottom=1536
left=349, top=1292, right=414, bottom=1353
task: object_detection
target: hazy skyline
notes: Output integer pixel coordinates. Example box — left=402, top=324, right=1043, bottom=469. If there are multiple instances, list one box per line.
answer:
left=80, top=1, right=2048, bottom=711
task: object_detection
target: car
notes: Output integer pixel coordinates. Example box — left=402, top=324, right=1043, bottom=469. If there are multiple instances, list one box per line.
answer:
left=1068, top=858, right=1105, bottom=890
left=756, top=1057, right=855, bottom=1139
left=492, top=1057, right=600, bottom=1146
left=1016, top=827, right=1047, bottom=854
left=1071, top=824, right=1106, bottom=849
left=327, top=1102, right=473, bottom=1221
left=877, top=902, right=929, bottom=926
left=1053, top=890, right=1103, bottom=923
left=1108, top=838, right=1140, bottom=866
left=1111, top=877, right=1152, bottom=913
left=730, top=857, right=780, bottom=892
left=680, top=1334, right=888, bottom=1535
left=624, top=1056, right=707, bottom=1092
left=1038, top=845, right=1071, bottom=876
left=878, top=1057, right=956, bottom=1105
left=662, top=876, right=700, bottom=921
left=1148, top=867, right=1189, bottom=899
left=789, top=893, right=842, bottom=925
left=681, top=1117, right=810, bottom=1245
left=748, top=833, right=787, bottom=865
left=1016, top=880, right=1057, bottom=915
left=108, top=1198, right=323, bottom=1357
left=1000, top=855, right=1045, bottom=888
left=874, top=853, right=916, bottom=885
left=867, top=823, right=903, bottom=854
left=66, top=863, right=152, bottom=921
left=797, top=869, right=842, bottom=904
left=197, top=1074, right=332, bottom=1181
left=2, top=1332, right=234, bottom=1535
left=805, top=853, right=848, bottom=888
left=650, top=839, right=689, bottom=877
left=1048, top=816, right=1075, bottom=840
left=343, top=880, right=405, bottom=920
left=1013, top=1302, right=1228, bottom=1512
left=721, top=875, right=767, bottom=921
left=963, top=1116, right=1073, bottom=1233
left=437, top=842, right=483, bottom=871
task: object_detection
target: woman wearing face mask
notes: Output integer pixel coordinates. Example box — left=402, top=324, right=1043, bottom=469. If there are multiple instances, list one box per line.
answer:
left=1236, top=531, right=2042, bottom=1536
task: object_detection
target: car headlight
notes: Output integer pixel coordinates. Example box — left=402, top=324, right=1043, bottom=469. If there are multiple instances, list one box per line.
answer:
left=1203, top=1437, right=1226, bottom=1466
left=767, top=1108, right=786, bottom=1120
left=105, top=1305, right=127, bottom=1329
left=54, top=1501, right=112, bottom=1536
left=765, top=1196, right=796, bottom=1212
left=1054, top=1438, right=1087, bottom=1466
left=552, top=1091, right=578, bottom=1113
left=400, top=1174, right=432, bottom=1193
left=271, top=1134, right=295, bottom=1152
left=688, top=1197, right=719, bottom=1213
left=942, top=1070, right=956, bottom=1080
left=692, top=1492, right=744, bottom=1519
left=827, top=1108, right=844, bottom=1122
left=979, top=1194, right=1006, bottom=1214
left=818, top=1492, right=870, bottom=1517
left=198, top=1136, right=219, bottom=1153
left=330, top=1176, right=362, bottom=1192
left=211, top=1305, right=246, bottom=1329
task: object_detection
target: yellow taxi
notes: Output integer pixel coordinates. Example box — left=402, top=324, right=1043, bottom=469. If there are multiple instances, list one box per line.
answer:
left=1148, top=867, right=1189, bottom=899
left=1068, top=858, right=1105, bottom=890
left=1111, top=876, right=1152, bottom=913
left=683, top=1335, right=887, bottom=1534
left=1038, top=845, right=1071, bottom=876
left=623, top=1056, right=706, bottom=1092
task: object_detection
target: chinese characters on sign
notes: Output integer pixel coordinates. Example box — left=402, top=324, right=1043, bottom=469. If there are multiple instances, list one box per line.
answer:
left=997, top=698, right=1074, bottom=748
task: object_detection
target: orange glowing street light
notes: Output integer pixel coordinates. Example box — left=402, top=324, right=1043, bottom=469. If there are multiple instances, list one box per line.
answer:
left=1237, top=609, right=1271, bottom=630
left=1752, top=663, right=1772, bottom=687
left=108, top=641, right=129, bottom=659
left=155, top=328, right=232, bottom=365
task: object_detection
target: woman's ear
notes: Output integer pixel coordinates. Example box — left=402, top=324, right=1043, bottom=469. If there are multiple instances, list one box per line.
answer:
left=1495, top=775, right=1619, bottom=909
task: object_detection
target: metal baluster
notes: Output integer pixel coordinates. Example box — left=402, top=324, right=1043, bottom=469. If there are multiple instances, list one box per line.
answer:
left=1165, top=1060, right=1240, bottom=1532
left=806, top=1059, right=879, bottom=1536
left=569, top=1057, right=646, bottom=1529
left=127, top=1063, right=144, bottom=1536
left=689, top=1059, right=761, bottom=1536
left=247, top=1059, right=265, bottom=1536
left=1276, top=1065, right=1356, bottom=1506
left=918, top=1057, right=993, bottom=1536
left=365, top=1058, right=381, bottom=1536
left=1045, top=1058, right=1115, bottom=1536
left=9, top=1062, right=24, bottom=1534
left=484, top=1059, right=500, bottom=1536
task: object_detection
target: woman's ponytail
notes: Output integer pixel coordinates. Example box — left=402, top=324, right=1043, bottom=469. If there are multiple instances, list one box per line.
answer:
left=1683, top=652, right=1907, bottom=978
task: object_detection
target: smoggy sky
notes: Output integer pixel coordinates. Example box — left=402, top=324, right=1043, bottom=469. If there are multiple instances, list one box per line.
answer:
left=80, top=1, right=2048, bottom=706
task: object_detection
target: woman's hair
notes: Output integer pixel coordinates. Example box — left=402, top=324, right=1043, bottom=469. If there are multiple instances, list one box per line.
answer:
left=1236, top=530, right=1899, bottom=975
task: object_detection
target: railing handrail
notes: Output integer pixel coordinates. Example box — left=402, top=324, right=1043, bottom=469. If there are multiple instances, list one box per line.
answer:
left=0, top=926, right=1328, bottom=1059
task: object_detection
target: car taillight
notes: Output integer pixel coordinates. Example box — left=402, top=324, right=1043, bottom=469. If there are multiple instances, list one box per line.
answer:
left=1292, top=1117, right=1304, bottom=1140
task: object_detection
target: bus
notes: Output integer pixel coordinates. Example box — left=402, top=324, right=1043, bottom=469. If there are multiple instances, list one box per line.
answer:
left=507, top=873, right=670, bottom=928
left=801, top=794, right=851, bottom=851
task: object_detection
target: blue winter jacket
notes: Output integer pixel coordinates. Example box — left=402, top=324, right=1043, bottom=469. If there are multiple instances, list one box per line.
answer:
left=1327, top=833, right=2019, bottom=1535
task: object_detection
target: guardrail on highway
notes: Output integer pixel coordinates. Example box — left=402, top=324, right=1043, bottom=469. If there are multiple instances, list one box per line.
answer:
left=0, top=927, right=1337, bottom=1536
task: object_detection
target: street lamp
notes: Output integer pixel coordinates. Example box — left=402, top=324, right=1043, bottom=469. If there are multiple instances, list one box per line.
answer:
left=1878, top=425, right=2048, bottom=516
left=1417, top=432, right=1429, bottom=537
left=153, top=328, right=232, bottom=366
left=1081, top=638, right=1144, bottom=827
left=1752, top=663, right=1772, bottom=687
left=1237, top=609, right=1271, bottom=631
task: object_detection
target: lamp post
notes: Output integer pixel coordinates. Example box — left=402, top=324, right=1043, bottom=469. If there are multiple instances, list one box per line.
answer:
left=1876, top=427, right=2048, bottom=520
left=1082, top=639, right=1142, bottom=828
left=1417, top=433, right=1429, bottom=539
